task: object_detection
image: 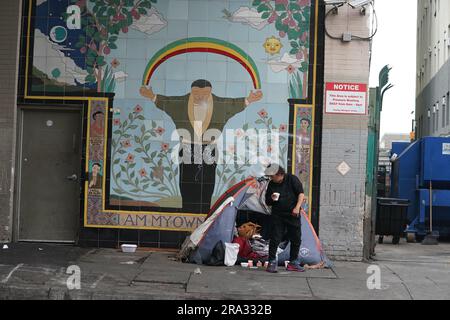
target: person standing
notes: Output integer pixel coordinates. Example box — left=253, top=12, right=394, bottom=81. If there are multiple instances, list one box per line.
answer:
left=265, top=165, right=306, bottom=273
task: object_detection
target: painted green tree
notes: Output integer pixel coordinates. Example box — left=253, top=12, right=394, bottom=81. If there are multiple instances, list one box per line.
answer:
left=69, top=0, right=157, bottom=92
left=252, top=0, right=311, bottom=55
left=252, top=0, right=311, bottom=98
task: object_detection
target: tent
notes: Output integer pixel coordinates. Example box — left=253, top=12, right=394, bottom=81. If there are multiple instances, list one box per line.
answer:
left=178, top=177, right=332, bottom=268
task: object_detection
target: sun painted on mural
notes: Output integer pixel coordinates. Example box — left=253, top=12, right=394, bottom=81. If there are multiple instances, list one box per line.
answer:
left=27, top=0, right=316, bottom=230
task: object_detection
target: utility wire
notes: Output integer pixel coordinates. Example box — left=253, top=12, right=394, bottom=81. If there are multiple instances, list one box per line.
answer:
left=324, top=2, right=378, bottom=42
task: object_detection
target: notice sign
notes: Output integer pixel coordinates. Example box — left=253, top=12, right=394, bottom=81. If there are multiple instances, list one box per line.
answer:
left=325, top=82, right=368, bottom=115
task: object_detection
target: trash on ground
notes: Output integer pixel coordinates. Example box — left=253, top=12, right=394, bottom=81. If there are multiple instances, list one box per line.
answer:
left=2, top=244, right=8, bottom=249
left=121, top=244, right=137, bottom=253
left=194, top=268, right=202, bottom=275
left=120, top=261, right=136, bottom=265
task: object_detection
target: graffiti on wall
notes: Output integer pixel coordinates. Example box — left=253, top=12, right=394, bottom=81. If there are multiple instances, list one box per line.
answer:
left=25, top=0, right=316, bottom=230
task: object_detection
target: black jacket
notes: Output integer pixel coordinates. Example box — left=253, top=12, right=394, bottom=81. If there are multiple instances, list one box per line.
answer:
left=265, top=174, right=304, bottom=218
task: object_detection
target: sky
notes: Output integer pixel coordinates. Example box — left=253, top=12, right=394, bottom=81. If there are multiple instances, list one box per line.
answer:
left=369, top=0, right=418, bottom=137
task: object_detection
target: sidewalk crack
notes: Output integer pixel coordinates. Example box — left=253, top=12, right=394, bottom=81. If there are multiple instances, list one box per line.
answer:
left=425, top=276, right=441, bottom=289
left=383, top=264, right=414, bottom=300
left=305, top=278, right=316, bottom=299
left=185, top=272, right=193, bottom=293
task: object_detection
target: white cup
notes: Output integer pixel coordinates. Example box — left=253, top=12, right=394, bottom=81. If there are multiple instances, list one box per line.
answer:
left=272, top=193, right=280, bottom=201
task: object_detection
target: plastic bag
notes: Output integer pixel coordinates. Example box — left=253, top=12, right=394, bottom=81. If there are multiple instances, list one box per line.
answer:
left=224, top=243, right=240, bottom=267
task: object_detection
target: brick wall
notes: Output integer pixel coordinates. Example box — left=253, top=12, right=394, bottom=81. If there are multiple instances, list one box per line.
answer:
left=319, top=5, right=371, bottom=261
left=0, top=0, right=21, bottom=242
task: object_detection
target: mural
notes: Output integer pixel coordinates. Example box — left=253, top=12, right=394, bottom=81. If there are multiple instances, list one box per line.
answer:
left=25, top=0, right=317, bottom=231
left=293, top=105, right=314, bottom=214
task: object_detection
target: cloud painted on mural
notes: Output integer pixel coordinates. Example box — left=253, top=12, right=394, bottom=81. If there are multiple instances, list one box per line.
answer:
left=34, top=30, right=88, bottom=86
left=130, top=7, right=167, bottom=35
left=267, top=53, right=303, bottom=73
left=36, top=0, right=47, bottom=5
left=113, top=71, right=128, bottom=83
left=223, top=7, right=269, bottom=30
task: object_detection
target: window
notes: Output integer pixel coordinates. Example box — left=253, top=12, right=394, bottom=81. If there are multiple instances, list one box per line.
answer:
left=430, top=108, right=433, bottom=134
left=443, top=98, right=447, bottom=128
left=436, top=103, right=439, bottom=132
left=447, top=93, right=450, bottom=126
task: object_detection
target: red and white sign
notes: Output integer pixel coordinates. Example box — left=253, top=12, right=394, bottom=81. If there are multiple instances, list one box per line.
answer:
left=325, top=82, right=368, bottom=115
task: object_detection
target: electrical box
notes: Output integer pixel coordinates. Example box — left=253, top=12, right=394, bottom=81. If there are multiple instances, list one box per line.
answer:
left=342, top=32, right=352, bottom=42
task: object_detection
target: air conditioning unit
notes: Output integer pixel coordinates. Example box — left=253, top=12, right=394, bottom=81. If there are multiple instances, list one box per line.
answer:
left=443, top=97, right=447, bottom=106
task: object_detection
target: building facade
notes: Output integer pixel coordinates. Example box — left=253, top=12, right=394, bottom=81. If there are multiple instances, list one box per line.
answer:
left=416, top=0, right=450, bottom=138
left=319, top=3, right=375, bottom=261
left=0, top=0, right=373, bottom=261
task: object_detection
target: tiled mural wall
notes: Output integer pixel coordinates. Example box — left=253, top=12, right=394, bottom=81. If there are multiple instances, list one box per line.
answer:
left=21, top=0, right=319, bottom=246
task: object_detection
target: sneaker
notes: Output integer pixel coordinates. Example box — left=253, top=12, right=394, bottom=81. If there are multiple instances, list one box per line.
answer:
left=266, top=261, right=278, bottom=273
left=286, top=263, right=305, bottom=272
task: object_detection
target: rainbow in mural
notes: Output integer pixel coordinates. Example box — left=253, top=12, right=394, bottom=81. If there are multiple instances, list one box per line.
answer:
left=142, top=37, right=262, bottom=90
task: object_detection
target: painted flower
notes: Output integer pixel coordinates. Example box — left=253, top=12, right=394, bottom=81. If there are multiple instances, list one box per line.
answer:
left=268, top=12, right=278, bottom=24
left=111, top=58, right=120, bottom=68
left=258, top=109, right=268, bottom=119
left=227, top=145, right=236, bottom=153
left=113, top=118, right=121, bottom=126
left=121, top=140, right=132, bottom=148
left=301, top=31, right=309, bottom=42
left=155, top=127, right=165, bottom=136
left=279, top=124, right=288, bottom=132
left=153, top=166, right=164, bottom=181
left=134, top=104, right=143, bottom=113
left=235, top=129, right=245, bottom=139
left=267, top=145, right=273, bottom=153
left=139, top=168, right=147, bottom=177
left=298, top=0, right=311, bottom=7
left=161, top=143, right=170, bottom=152
left=288, top=18, right=297, bottom=28
left=126, top=153, right=135, bottom=163
left=103, top=46, right=111, bottom=55
left=287, top=64, right=296, bottom=74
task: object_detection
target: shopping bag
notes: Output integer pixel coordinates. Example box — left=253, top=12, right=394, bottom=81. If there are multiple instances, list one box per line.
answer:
left=224, top=243, right=240, bottom=267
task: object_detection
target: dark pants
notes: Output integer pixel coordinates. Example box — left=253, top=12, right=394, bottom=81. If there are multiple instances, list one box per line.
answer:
left=268, top=215, right=302, bottom=263
left=179, top=144, right=217, bottom=213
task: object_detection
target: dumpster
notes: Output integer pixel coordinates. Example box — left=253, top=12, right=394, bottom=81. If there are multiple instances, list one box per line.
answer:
left=376, top=198, right=410, bottom=244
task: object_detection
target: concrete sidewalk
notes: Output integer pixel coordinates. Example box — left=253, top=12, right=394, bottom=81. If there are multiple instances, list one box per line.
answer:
left=1, top=240, right=449, bottom=300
